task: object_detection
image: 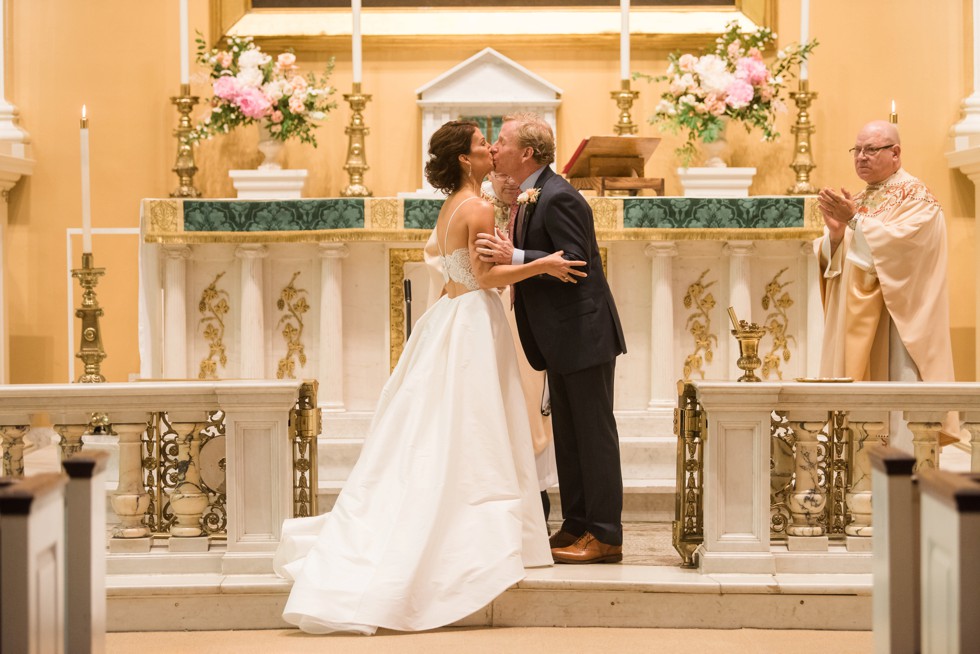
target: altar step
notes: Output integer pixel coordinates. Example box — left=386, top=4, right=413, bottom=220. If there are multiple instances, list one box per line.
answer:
left=318, top=410, right=678, bottom=522
left=105, top=556, right=871, bottom=632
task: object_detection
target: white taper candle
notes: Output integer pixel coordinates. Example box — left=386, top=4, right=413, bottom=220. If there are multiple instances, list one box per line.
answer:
left=620, top=0, right=630, bottom=81
left=352, top=0, right=362, bottom=84
left=80, top=106, right=92, bottom=254
left=179, top=0, right=189, bottom=85
left=800, top=0, right=810, bottom=80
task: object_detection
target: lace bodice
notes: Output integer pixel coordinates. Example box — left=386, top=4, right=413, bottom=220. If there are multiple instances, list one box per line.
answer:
left=441, top=248, right=479, bottom=291
left=438, top=197, right=480, bottom=292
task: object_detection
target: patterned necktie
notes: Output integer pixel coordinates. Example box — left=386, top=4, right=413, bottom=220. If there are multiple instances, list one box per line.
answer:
left=513, top=204, right=526, bottom=249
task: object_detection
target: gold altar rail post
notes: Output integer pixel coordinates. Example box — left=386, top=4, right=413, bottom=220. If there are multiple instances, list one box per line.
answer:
left=672, top=381, right=704, bottom=568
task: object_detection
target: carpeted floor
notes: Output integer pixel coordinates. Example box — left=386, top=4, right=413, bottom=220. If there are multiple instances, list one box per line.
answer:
left=107, top=626, right=873, bottom=653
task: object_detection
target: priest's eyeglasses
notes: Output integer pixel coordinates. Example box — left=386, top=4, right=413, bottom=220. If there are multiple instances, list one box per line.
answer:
left=848, top=144, right=896, bottom=158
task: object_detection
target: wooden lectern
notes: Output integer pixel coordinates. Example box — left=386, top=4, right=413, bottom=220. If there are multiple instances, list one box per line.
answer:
left=562, top=136, right=664, bottom=197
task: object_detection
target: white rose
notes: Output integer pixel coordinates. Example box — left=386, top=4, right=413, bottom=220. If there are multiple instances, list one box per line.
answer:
left=262, top=81, right=284, bottom=103
left=236, top=67, right=264, bottom=89
left=237, top=48, right=269, bottom=70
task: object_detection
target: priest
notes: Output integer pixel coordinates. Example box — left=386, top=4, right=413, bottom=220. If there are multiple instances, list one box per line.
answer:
left=815, top=120, right=956, bottom=443
left=815, top=120, right=953, bottom=383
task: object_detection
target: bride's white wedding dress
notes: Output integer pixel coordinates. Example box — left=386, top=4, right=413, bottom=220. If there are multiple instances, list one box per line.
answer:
left=273, top=198, right=552, bottom=635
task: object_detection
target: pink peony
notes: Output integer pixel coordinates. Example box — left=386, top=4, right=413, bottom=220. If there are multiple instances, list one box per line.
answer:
left=277, top=52, right=296, bottom=68
left=288, top=94, right=307, bottom=114
left=735, top=56, right=768, bottom=86
left=704, top=93, right=727, bottom=116
left=678, top=53, right=697, bottom=73
left=724, top=79, right=755, bottom=109
left=237, top=87, right=272, bottom=119
left=271, top=110, right=284, bottom=124
left=213, top=75, right=240, bottom=101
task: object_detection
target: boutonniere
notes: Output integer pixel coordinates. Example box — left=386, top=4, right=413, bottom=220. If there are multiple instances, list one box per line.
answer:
left=517, top=188, right=540, bottom=205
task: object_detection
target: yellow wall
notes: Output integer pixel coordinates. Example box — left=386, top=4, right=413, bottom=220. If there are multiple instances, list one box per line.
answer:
left=5, top=0, right=977, bottom=382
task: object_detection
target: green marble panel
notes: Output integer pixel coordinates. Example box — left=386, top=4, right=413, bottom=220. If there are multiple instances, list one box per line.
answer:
left=403, top=199, right=444, bottom=230
left=622, top=197, right=806, bottom=229
left=183, top=199, right=365, bottom=232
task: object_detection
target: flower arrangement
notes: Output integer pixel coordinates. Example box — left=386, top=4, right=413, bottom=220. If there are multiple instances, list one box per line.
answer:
left=189, top=34, right=336, bottom=146
left=517, top=188, right=540, bottom=205
left=646, top=22, right=817, bottom=165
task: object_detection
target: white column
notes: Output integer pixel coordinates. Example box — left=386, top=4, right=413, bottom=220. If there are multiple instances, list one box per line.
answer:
left=236, top=245, right=268, bottom=379
left=645, top=242, right=677, bottom=409
left=319, top=243, right=349, bottom=411
left=0, top=0, right=30, bottom=155
left=950, top=0, right=980, bottom=148
left=802, top=241, right=823, bottom=377
left=162, top=245, right=191, bottom=379
left=724, top=240, right=755, bottom=380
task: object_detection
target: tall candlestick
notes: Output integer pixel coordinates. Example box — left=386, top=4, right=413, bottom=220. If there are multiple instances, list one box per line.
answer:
left=800, top=0, right=810, bottom=80
left=179, top=0, right=189, bottom=85
left=79, top=106, right=92, bottom=254
left=352, top=0, right=362, bottom=84
left=620, top=0, right=630, bottom=81
left=890, top=100, right=898, bottom=124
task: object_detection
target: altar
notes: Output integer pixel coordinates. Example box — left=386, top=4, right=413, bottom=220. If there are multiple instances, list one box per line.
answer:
left=139, top=194, right=823, bottom=516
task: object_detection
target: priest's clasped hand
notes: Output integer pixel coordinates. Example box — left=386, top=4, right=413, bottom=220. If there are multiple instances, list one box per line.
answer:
left=475, top=227, right=515, bottom=264
left=817, top=187, right=858, bottom=225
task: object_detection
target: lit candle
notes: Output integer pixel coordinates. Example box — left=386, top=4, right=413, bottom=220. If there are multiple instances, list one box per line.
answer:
left=179, top=0, right=189, bottom=85
left=800, top=0, right=810, bottom=80
left=352, top=0, right=362, bottom=84
left=79, top=106, right=92, bottom=254
left=890, top=100, right=898, bottom=124
left=620, top=0, right=630, bottom=81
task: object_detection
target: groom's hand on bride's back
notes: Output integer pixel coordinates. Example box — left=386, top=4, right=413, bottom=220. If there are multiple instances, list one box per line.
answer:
left=475, top=228, right=514, bottom=264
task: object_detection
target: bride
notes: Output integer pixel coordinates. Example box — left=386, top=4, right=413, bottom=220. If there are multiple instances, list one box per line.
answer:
left=273, top=120, right=587, bottom=635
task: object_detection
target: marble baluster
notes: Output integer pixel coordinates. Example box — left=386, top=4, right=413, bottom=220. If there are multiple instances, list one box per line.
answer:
left=845, top=418, right=887, bottom=540
left=724, top=241, right=755, bottom=380
left=907, top=420, right=942, bottom=472
left=786, top=418, right=827, bottom=541
left=168, top=422, right=209, bottom=547
left=966, top=421, right=980, bottom=472
left=319, top=243, right=349, bottom=411
left=56, top=423, right=86, bottom=460
left=109, top=423, right=151, bottom=542
left=162, top=245, right=192, bottom=379
left=645, top=242, right=678, bottom=409
left=236, top=244, right=268, bottom=379
left=0, top=424, right=28, bottom=477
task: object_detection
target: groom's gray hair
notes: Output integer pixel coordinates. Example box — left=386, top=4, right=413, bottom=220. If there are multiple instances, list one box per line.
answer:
left=503, top=112, right=555, bottom=166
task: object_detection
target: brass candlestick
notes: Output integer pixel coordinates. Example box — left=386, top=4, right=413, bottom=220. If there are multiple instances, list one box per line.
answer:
left=171, top=83, right=201, bottom=198
left=727, top=307, right=766, bottom=383
left=786, top=79, right=818, bottom=195
left=612, top=78, right=639, bottom=136
left=72, top=252, right=107, bottom=383
left=341, top=82, right=372, bottom=197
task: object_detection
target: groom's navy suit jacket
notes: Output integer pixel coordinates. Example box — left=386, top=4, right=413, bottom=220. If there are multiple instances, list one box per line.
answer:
left=513, top=166, right=626, bottom=374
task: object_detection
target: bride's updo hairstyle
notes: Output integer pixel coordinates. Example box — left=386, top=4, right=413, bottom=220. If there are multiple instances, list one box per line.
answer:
left=424, top=120, right=478, bottom=195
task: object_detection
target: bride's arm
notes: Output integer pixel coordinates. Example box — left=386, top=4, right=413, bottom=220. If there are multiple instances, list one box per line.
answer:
left=465, top=206, right=586, bottom=289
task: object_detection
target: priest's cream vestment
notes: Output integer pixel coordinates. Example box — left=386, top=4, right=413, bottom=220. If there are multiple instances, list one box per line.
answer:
left=814, top=169, right=955, bottom=382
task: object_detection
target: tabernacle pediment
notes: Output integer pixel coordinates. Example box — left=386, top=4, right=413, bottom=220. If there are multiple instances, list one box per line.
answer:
left=411, top=48, right=562, bottom=195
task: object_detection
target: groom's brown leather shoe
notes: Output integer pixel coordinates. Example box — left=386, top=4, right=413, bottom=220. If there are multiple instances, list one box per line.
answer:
left=549, top=529, right=578, bottom=549
left=551, top=532, right=622, bottom=564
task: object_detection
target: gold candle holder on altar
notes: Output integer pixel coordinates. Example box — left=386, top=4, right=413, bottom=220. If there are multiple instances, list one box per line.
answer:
left=341, top=82, right=372, bottom=197
left=611, top=79, right=639, bottom=136
left=727, top=307, right=766, bottom=383
left=72, top=252, right=107, bottom=383
left=786, top=79, right=818, bottom=195
left=170, top=83, right=201, bottom=198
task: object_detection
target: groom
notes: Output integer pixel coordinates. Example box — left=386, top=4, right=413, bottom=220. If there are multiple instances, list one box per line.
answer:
left=479, top=113, right=626, bottom=564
